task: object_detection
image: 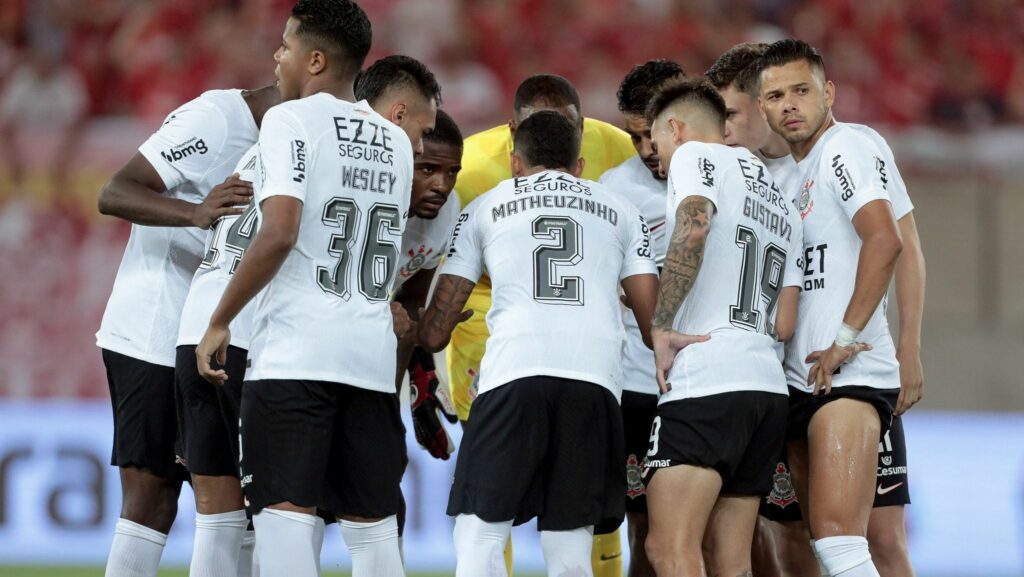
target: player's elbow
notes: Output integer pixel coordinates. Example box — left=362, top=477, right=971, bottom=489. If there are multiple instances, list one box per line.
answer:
left=873, top=229, right=903, bottom=265
left=96, top=178, right=121, bottom=217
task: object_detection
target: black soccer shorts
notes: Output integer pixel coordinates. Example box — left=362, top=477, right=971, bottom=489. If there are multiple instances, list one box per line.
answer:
left=174, top=345, right=246, bottom=477
left=621, top=390, right=658, bottom=515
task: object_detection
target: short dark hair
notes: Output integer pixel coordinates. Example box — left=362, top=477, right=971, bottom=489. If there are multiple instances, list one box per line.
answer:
left=291, top=0, right=372, bottom=79
left=617, top=59, right=686, bottom=116
left=513, top=110, right=580, bottom=171
left=754, top=39, right=826, bottom=89
left=354, top=55, right=441, bottom=107
left=424, top=109, right=463, bottom=149
left=705, top=43, right=769, bottom=96
left=513, top=75, right=581, bottom=118
left=645, top=77, right=727, bottom=130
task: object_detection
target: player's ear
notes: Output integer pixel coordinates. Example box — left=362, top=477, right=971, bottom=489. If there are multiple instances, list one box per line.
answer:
left=510, top=152, right=524, bottom=177
left=307, top=50, right=327, bottom=76
left=824, top=80, right=836, bottom=108
left=669, top=117, right=686, bottom=144
left=391, top=103, right=408, bottom=127
left=507, top=119, right=516, bottom=138
left=571, top=157, right=585, bottom=178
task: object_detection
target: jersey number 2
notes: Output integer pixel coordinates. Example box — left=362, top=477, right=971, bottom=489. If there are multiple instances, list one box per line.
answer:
left=532, top=216, right=583, bottom=305
left=317, top=199, right=401, bottom=302
left=731, top=225, right=786, bottom=336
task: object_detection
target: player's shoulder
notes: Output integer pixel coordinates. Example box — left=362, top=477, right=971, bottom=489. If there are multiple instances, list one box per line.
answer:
left=599, top=155, right=643, bottom=184
left=819, top=123, right=883, bottom=161
left=464, top=124, right=512, bottom=158
left=156, top=89, right=245, bottom=128
left=186, top=88, right=246, bottom=112
left=582, top=117, right=630, bottom=143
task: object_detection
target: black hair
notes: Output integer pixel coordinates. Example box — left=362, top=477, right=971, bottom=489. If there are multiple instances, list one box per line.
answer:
left=513, top=110, right=580, bottom=171
left=754, top=39, right=827, bottom=89
left=291, top=0, right=372, bottom=78
left=424, top=109, right=463, bottom=149
left=354, top=54, right=442, bottom=107
left=513, top=75, right=581, bottom=119
left=617, top=59, right=687, bottom=116
left=645, top=77, right=727, bottom=130
left=705, top=42, right=769, bottom=96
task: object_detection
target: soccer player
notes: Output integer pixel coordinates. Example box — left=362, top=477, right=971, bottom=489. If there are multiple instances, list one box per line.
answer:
left=445, top=73, right=636, bottom=576
left=708, top=42, right=926, bottom=577
left=355, top=54, right=441, bottom=156
left=599, top=58, right=685, bottom=577
left=642, top=78, right=802, bottom=577
left=94, top=45, right=279, bottom=577
left=418, top=110, right=662, bottom=577
left=757, top=39, right=905, bottom=577
left=195, top=2, right=414, bottom=576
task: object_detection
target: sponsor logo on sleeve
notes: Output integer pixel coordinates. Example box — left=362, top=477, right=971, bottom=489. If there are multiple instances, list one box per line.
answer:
left=291, top=140, right=307, bottom=183
left=697, top=157, right=715, bottom=187
left=160, top=137, right=208, bottom=163
left=875, top=156, right=889, bottom=188
left=831, top=154, right=855, bottom=201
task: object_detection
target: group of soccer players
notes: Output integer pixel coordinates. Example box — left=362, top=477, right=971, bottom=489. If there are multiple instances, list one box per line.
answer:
left=94, top=1, right=925, bottom=576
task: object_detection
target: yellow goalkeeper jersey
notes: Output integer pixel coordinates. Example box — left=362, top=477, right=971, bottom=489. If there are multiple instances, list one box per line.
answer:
left=446, top=117, right=636, bottom=420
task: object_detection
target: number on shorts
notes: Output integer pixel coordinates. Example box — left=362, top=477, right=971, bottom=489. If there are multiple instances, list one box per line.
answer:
left=532, top=216, right=584, bottom=305
left=646, top=416, right=662, bottom=457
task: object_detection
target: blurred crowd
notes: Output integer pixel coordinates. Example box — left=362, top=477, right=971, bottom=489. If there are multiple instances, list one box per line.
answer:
left=1, top=0, right=1022, bottom=136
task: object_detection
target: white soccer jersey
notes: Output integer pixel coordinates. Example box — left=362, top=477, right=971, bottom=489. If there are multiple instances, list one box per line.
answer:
left=660, top=142, right=803, bottom=402
left=177, top=145, right=260, bottom=349
left=393, top=194, right=460, bottom=291
left=441, top=170, right=658, bottom=398
left=245, top=94, right=414, bottom=392
left=766, top=122, right=914, bottom=220
left=96, top=89, right=259, bottom=366
left=600, top=155, right=668, bottom=396
left=782, top=124, right=901, bottom=393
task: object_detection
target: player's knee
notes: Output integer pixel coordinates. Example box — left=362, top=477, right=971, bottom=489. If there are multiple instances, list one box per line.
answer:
left=867, top=525, right=909, bottom=565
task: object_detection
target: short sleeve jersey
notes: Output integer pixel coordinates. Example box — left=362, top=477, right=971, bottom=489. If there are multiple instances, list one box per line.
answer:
left=781, top=124, right=901, bottom=393
left=96, top=89, right=259, bottom=366
left=177, top=144, right=260, bottom=349
left=441, top=170, right=657, bottom=398
left=393, top=194, right=461, bottom=292
left=600, top=154, right=668, bottom=396
left=245, top=94, right=414, bottom=392
left=661, top=142, right=803, bottom=402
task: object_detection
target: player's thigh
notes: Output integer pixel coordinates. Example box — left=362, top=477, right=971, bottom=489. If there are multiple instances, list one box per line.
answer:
left=705, top=495, right=760, bottom=572
left=103, top=348, right=183, bottom=481
left=239, top=379, right=335, bottom=512
left=645, top=464, right=722, bottom=549
left=328, top=386, right=406, bottom=520
left=806, top=398, right=880, bottom=537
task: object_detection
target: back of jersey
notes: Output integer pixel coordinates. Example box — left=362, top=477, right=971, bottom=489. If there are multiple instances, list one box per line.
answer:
left=662, top=142, right=803, bottom=402
left=247, top=94, right=413, bottom=392
left=442, top=170, right=657, bottom=398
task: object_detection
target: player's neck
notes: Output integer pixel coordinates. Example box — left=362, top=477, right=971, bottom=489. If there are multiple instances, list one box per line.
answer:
left=518, top=165, right=571, bottom=177
left=302, top=77, right=356, bottom=102
left=758, top=132, right=790, bottom=160
left=790, top=114, right=835, bottom=162
left=243, top=85, right=282, bottom=128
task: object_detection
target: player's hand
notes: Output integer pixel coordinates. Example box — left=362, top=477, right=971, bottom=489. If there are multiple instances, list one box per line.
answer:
left=391, top=302, right=416, bottom=340
left=806, top=341, right=873, bottom=396
left=191, top=173, right=253, bottom=229
left=894, top=348, right=924, bottom=415
left=652, top=327, right=711, bottom=394
left=409, top=352, right=458, bottom=460
left=196, top=325, right=231, bottom=385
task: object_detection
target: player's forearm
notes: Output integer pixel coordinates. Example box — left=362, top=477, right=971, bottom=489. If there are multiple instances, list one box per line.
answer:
left=652, top=197, right=713, bottom=331
left=209, top=230, right=293, bottom=328
left=418, top=275, right=475, bottom=352
left=842, top=230, right=902, bottom=331
left=97, top=175, right=198, bottom=227
left=894, top=215, right=926, bottom=354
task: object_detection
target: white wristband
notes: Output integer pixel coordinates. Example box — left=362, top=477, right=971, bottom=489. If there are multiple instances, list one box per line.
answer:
left=835, top=323, right=860, bottom=348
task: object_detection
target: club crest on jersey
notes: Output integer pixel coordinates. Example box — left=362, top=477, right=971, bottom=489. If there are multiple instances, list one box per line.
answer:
left=799, top=179, right=814, bottom=220
left=626, top=454, right=646, bottom=498
left=767, top=462, right=797, bottom=508
left=400, top=246, right=434, bottom=277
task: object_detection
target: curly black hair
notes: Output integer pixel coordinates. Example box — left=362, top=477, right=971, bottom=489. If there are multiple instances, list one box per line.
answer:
left=424, top=109, right=463, bottom=149
left=513, top=110, right=580, bottom=171
left=291, top=0, right=372, bottom=78
left=645, top=77, right=727, bottom=129
left=616, top=59, right=686, bottom=116
left=354, top=54, right=441, bottom=107
left=705, top=43, right=769, bottom=96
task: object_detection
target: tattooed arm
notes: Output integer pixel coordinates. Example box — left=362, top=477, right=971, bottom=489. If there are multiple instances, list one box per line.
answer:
left=418, top=274, right=476, bottom=353
left=652, top=196, right=714, bottom=392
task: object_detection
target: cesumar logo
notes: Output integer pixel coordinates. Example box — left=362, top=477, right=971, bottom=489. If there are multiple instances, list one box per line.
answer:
left=161, top=137, right=208, bottom=163
left=291, top=139, right=307, bottom=183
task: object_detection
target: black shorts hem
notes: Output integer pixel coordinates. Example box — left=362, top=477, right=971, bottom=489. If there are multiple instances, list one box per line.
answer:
left=175, top=345, right=246, bottom=477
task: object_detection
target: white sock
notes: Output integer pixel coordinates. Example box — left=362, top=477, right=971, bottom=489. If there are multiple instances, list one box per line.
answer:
left=238, top=530, right=256, bottom=577
left=189, top=510, right=248, bottom=577
left=814, top=536, right=880, bottom=577
left=397, top=535, right=404, bottom=565
left=312, top=515, right=326, bottom=575
left=339, top=516, right=405, bottom=577
left=252, top=509, right=319, bottom=577
left=541, top=526, right=595, bottom=577
left=104, top=518, right=168, bottom=577
left=452, top=514, right=513, bottom=577
left=811, top=539, right=832, bottom=576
